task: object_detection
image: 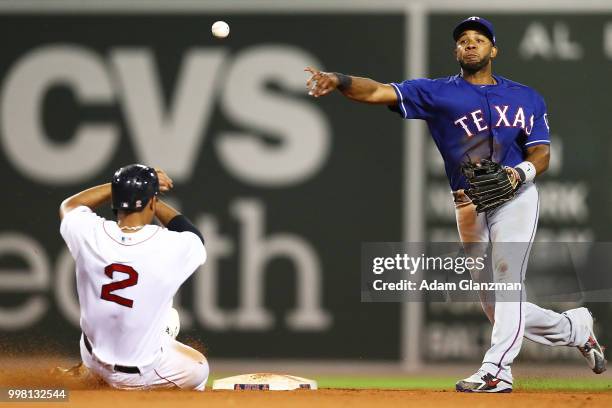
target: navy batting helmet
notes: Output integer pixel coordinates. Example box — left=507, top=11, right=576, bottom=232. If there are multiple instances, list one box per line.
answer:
left=111, top=164, right=159, bottom=211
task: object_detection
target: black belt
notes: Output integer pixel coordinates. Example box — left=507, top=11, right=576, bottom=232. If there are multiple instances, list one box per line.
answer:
left=83, top=334, right=141, bottom=374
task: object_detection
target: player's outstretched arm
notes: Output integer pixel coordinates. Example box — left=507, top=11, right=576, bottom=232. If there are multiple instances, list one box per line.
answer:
left=59, top=184, right=112, bottom=220
left=305, top=67, right=397, bottom=105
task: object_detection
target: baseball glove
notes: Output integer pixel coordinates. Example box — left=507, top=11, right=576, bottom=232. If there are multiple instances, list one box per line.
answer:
left=461, top=159, right=521, bottom=213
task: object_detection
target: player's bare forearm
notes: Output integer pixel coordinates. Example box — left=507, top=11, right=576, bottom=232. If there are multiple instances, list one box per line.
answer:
left=151, top=168, right=179, bottom=226
left=156, top=200, right=204, bottom=242
left=59, top=183, right=111, bottom=220
left=155, top=199, right=181, bottom=227
left=525, top=144, right=550, bottom=175
left=341, top=76, right=398, bottom=104
left=304, top=67, right=397, bottom=105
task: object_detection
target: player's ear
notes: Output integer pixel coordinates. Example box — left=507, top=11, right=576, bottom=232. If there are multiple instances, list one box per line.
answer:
left=491, top=45, right=498, bottom=59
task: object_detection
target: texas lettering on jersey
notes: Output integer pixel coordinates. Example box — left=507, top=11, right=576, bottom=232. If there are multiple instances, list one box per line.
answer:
left=389, top=75, right=551, bottom=190
left=453, top=105, right=549, bottom=138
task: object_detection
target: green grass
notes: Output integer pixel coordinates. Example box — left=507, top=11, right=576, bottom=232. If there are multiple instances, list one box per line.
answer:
left=515, top=377, right=612, bottom=391
left=313, top=376, right=612, bottom=391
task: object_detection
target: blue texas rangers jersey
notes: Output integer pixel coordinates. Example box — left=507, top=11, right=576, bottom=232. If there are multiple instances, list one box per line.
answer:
left=389, top=75, right=550, bottom=191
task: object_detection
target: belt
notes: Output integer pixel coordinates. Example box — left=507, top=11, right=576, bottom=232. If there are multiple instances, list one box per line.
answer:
left=83, top=334, right=141, bottom=374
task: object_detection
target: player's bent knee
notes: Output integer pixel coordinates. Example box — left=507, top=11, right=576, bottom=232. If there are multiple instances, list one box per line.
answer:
left=190, top=357, right=209, bottom=391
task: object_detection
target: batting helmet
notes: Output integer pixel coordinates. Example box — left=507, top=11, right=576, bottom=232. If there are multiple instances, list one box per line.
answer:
left=111, top=164, right=159, bottom=211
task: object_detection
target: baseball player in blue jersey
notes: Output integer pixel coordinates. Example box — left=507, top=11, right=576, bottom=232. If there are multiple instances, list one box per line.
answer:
left=306, top=16, right=606, bottom=393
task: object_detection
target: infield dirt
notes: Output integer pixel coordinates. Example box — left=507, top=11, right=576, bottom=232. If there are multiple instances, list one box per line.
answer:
left=1, top=357, right=611, bottom=408
left=2, top=388, right=612, bottom=408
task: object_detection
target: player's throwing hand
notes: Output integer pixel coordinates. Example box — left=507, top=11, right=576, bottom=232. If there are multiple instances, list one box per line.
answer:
left=305, top=67, right=339, bottom=98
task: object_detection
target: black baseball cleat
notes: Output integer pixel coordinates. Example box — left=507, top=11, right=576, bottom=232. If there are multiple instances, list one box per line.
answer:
left=456, top=370, right=512, bottom=393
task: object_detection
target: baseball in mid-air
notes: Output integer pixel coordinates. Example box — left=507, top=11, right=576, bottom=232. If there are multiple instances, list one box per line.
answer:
left=212, top=21, right=230, bottom=38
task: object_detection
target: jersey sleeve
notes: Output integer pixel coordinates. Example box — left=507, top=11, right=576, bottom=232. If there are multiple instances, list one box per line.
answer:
left=59, top=206, right=103, bottom=259
left=525, top=93, right=550, bottom=148
left=388, top=78, right=435, bottom=120
left=176, top=231, right=207, bottom=283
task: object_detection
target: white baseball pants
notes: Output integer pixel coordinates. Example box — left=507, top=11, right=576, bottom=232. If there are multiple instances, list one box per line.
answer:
left=455, top=182, right=590, bottom=383
left=80, top=334, right=209, bottom=390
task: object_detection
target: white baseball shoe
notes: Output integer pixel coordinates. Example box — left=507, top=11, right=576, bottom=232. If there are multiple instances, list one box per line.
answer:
left=455, top=370, right=512, bottom=393
left=575, top=308, right=607, bottom=374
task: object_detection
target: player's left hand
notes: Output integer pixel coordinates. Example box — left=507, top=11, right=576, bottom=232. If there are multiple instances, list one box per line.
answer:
left=504, top=166, right=521, bottom=189
left=462, top=159, right=521, bottom=213
left=155, top=168, right=174, bottom=193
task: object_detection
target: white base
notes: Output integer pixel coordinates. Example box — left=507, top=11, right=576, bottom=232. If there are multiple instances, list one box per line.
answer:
left=212, top=373, right=318, bottom=391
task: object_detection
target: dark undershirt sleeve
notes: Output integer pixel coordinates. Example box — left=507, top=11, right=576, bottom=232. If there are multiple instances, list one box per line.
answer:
left=167, top=214, right=205, bottom=244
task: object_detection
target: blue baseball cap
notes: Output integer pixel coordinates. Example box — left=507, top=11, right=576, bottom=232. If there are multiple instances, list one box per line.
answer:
left=453, top=16, right=496, bottom=45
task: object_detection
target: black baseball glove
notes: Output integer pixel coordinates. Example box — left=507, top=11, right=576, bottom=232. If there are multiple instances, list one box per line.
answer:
left=461, top=159, right=521, bottom=213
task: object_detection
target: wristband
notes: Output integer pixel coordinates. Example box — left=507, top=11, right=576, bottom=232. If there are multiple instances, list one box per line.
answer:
left=514, top=161, right=536, bottom=183
left=333, top=72, right=352, bottom=91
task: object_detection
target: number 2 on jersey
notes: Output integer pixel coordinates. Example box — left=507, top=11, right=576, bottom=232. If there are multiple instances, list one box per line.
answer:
left=100, top=263, right=139, bottom=308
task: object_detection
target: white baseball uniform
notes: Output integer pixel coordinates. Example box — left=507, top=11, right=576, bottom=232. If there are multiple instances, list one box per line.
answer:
left=60, top=205, right=209, bottom=390
left=455, top=183, right=591, bottom=383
